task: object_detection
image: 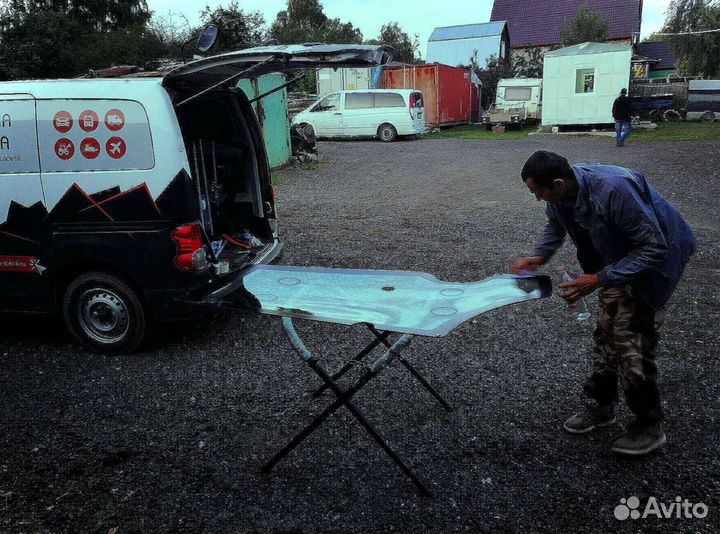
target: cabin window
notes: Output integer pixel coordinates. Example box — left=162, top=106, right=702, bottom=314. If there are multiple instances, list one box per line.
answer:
left=504, top=87, right=532, bottom=101
left=575, top=69, right=595, bottom=93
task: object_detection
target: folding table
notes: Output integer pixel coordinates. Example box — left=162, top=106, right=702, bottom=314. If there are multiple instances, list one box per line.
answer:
left=211, top=265, right=552, bottom=495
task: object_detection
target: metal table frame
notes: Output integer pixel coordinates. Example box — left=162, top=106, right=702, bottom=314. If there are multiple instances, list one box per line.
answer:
left=261, top=317, right=454, bottom=496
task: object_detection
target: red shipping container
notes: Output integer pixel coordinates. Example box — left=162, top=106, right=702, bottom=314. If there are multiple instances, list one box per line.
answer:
left=381, top=64, right=473, bottom=128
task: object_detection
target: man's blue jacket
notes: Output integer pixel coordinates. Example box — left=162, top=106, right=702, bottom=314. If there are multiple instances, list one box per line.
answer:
left=533, top=164, right=696, bottom=310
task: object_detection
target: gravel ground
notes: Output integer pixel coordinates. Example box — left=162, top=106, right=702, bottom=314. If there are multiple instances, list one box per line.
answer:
left=1, top=135, right=719, bottom=534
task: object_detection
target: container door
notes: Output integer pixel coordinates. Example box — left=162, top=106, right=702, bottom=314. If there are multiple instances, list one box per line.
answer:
left=0, top=94, right=46, bottom=308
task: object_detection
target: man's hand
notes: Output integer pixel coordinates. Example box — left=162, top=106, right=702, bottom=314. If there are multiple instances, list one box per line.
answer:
left=558, top=273, right=601, bottom=302
left=511, top=256, right=547, bottom=275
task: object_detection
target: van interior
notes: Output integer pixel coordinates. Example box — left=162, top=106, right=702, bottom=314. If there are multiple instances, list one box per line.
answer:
left=175, top=89, right=273, bottom=269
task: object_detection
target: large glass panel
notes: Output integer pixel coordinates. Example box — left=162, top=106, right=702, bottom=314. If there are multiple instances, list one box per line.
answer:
left=226, top=266, right=551, bottom=337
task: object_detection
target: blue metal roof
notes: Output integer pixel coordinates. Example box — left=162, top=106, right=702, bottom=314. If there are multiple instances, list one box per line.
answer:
left=429, top=21, right=507, bottom=42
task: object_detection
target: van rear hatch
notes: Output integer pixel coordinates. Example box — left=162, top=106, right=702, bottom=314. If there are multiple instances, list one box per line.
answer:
left=162, top=44, right=397, bottom=95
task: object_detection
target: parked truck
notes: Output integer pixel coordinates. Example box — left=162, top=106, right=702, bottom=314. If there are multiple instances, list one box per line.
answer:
left=482, top=78, right=542, bottom=129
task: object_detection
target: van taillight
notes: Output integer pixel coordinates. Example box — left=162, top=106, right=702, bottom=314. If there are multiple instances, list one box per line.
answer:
left=172, top=222, right=208, bottom=271
left=409, top=94, right=416, bottom=118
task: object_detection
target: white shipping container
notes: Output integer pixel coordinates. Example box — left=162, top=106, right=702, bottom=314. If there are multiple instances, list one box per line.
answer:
left=542, top=42, right=632, bottom=126
left=317, top=67, right=372, bottom=96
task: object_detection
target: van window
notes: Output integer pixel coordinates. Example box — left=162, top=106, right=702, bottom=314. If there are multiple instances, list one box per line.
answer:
left=346, top=93, right=374, bottom=109
left=37, top=99, right=154, bottom=172
left=504, top=87, right=532, bottom=101
left=312, top=94, right=340, bottom=112
left=0, top=98, right=40, bottom=174
left=374, top=93, right=405, bottom=108
left=410, top=92, right=424, bottom=108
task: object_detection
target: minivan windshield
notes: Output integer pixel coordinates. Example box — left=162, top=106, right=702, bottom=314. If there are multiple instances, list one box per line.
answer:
left=313, top=94, right=340, bottom=112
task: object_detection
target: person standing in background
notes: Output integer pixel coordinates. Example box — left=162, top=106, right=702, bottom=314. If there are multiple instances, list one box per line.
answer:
left=612, top=89, right=633, bottom=147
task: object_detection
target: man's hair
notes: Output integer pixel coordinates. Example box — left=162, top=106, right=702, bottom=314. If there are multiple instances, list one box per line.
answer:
left=520, top=150, right=575, bottom=188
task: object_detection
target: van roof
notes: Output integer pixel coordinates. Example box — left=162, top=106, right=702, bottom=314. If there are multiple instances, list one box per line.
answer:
left=0, top=78, right=163, bottom=99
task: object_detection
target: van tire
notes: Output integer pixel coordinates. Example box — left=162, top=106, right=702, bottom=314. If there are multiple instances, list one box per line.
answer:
left=700, top=112, right=715, bottom=123
left=378, top=123, right=398, bottom=142
left=63, top=272, right=149, bottom=354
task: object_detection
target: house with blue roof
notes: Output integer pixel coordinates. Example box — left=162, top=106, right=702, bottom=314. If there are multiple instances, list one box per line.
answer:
left=426, top=21, right=510, bottom=69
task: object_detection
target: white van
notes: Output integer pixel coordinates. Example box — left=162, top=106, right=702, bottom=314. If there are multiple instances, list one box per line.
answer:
left=0, top=43, right=395, bottom=352
left=292, top=89, right=425, bottom=142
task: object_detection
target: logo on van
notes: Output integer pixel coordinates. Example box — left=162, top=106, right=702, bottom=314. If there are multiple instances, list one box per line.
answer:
left=53, top=111, right=73, bottom=133
left=1, top=114, right=11, bottom=128
left=54, top=138, right=75, bottom=160
left=79, top=110, right=99, bottom=132
left=106, top=137, right=126, bottom=159
left=104, top=109, right=125, bottom=131
left=80, top=138, right=101, bottom=159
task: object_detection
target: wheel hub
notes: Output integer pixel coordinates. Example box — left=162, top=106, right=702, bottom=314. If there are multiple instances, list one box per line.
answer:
left=78, top=289, right=129, bottom=344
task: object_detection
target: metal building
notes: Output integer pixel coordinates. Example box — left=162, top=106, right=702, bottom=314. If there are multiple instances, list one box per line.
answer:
left=426, top=21, right=510, bottom=69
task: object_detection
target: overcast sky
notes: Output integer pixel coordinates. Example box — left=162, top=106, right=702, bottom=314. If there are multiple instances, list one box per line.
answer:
left=146, top=0, right=673, bottom=59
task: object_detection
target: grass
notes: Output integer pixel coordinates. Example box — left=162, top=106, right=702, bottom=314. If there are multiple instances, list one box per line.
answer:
left=424, top=124, right=535, bottom=141
left=629, top=121, right=720, bottom=142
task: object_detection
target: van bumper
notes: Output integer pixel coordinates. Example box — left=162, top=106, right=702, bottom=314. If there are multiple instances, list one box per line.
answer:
left=147, top=240, right=284, bottom=321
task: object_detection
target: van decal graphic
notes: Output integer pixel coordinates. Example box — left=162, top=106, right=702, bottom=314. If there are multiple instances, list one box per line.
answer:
left=0, top=255, right=43, bottom=274
left=0, top=171, right=190, bottom=261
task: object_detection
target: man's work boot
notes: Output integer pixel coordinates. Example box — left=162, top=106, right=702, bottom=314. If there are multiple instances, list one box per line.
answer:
left=563, top=402, right=616, bottom=434
left=611, top=420, right=666, bottom=456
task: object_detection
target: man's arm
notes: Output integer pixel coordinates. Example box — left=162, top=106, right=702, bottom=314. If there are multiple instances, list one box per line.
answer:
left=596, top=185, right=668, bottom=287
left=533, top=205, right=566, bottom=260
left=512, top=206, right=566, bottom=274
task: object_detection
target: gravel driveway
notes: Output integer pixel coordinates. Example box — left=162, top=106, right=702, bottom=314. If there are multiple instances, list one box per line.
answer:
left=2, top=135, right=719, bottom=534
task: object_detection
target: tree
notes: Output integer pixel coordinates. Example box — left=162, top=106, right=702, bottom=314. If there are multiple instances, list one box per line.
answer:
left=367, top=22, right=420, bottom=63
left=560, top=7, right=609, bottom=46
left=200, top=1, right=266, bottom=53
left=512, top=46, right=544, bottom=78
left=269, top=0, right=362, bottom=45
left=0, top=0, right=155, bottom=79
left=663, top=0, right=720, bottom=77
left=464, top=53, right=513, bottom=108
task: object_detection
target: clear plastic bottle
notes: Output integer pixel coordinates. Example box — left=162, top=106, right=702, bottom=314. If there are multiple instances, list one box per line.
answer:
left=560, top=267, right=591, bottom=321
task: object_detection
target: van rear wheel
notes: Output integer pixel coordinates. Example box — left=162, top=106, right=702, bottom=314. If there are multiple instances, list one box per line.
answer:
left=378, top=123, right=398, bottom=142
left=63, top=272, right=149, bottom=354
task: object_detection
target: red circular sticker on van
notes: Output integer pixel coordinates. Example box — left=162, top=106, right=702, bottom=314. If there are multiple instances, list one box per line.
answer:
left=105, top=137, right=126, bottom=159
left=53, top=112, right=73, bottom=133
left=54, top=138, right=75, bottom=160
left=80, top=137, right=100, bottom=159
left=104, top=109, right=125, bottom=131
left=79, top=110, right=99, bottom=132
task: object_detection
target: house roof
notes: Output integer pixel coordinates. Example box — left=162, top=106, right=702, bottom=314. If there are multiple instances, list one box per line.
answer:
left=490, top=0, right=642, bottom=48
left=545, top=42, right=631, bottom=57
left=429, top=21, right=507, bottom=42
left=635, top=41, right=677, bottom=70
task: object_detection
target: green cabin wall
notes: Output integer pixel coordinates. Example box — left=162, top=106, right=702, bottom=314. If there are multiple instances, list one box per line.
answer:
left=237, top=74, right=291, bottom=169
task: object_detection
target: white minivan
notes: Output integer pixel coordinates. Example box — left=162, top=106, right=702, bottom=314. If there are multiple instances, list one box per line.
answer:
left=292, top=89, right=425, bottom=142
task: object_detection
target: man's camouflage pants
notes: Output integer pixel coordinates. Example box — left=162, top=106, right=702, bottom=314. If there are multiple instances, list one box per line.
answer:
left=583, top=286, right=665, bottom=422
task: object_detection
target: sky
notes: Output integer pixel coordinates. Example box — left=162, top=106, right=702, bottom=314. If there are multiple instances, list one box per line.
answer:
left=146, top=0, right=674, bottom=59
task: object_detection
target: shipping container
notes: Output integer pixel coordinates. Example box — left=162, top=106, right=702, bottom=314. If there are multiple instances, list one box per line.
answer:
left=381, top=64, right=475, bottom=128
left=316, top=67, right=372, bottom=95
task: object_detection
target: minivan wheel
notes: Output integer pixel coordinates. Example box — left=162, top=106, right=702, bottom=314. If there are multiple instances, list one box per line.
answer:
left=700, top=112, right=716, bottom=123
left=63, top=272, right=149, bottom=353
left=378, top=123, right=398, bottom=142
